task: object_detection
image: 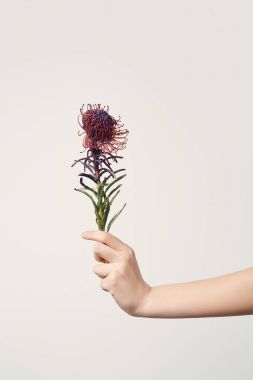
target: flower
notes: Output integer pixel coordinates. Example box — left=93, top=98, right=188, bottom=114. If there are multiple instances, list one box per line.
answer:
left=72, top=103, right=129, bottom=232
left=78, top=103, right=129, bottom=153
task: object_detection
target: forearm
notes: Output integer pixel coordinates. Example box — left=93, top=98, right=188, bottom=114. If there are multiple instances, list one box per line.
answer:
left=136, top=267, right=253, bottom=318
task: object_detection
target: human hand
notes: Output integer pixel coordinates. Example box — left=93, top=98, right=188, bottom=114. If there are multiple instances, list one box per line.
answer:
left=81, top=230, right=151, bottom=316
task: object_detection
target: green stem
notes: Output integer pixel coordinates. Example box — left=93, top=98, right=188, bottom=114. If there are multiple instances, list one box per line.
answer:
left=96, top=182, right=107, bottom=231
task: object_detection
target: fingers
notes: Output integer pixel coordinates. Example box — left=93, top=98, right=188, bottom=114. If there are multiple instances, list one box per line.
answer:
left=99, top=271, right=116, bottom=294
left=93, top=262, right=113, bottom=278
left=81, top=230, right=128, bottom=251
left=93, top=242, right=120, bottom=263
left=100, top=278, right=111, bottom=292
left=81, top=230, right=135, bottom=296
left=94, top=253, right=109, bottom=264
left=93, top=263, right=114, bottom=293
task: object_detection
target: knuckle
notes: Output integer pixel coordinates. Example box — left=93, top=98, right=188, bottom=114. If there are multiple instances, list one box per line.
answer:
left=100, top=279, right=108, bottom=291
left=117, top=263, right=126, bottom=275
left=93, top=263, right=101, bottom=274
left=100, top=231, right=108, bottom=244
left=124, top=248, right=134, bottom=261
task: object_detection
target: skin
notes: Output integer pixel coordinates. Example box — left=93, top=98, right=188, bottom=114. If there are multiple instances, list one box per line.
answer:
left=81, top=230, right=253, bottom=318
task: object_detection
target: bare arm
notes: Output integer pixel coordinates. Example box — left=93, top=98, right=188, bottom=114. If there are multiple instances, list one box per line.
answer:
left=81, top=230, right=253, bottom=318
left=136, top=267, right=253, bottom=318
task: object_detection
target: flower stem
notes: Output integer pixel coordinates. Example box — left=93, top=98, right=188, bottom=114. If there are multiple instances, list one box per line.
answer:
left=90, top=148, right=106, bottom=231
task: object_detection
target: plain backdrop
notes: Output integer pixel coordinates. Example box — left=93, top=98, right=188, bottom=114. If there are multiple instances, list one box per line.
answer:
left=0, top=0, right=252, bottom=379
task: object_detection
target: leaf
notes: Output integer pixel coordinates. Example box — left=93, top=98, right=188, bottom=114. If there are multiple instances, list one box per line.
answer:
left=74, top=188, right=98, bottom=213
left=104, top=197, right=111, bottom=224
left=113, top=168, right=126, bottom=174
left=97, top=184, right=104, bottom=209
left=99, top=167, right=116, bottom=177
left=102, top=168, right=126, bottom=183
left=109, top=189, right=121, bottom=205
left=99, top=182, right=109, bottom=188
left=105, top=174, right=127, bottom=194
left=107, top=183, right=122, bottom=199
left=78, top=173, right=98, bottom=184
left=110, top=190, right=120, bottom=205
left=83, top=162, right=95, bottom=175
left=80, top=178, right=98, bottom=197
left=99, top=168, right=113, bottom=176
left=106, top=202, right=126, bottom=232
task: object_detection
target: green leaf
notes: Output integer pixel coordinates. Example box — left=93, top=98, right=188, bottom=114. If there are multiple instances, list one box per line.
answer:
left=98, top=182, right=109, bottom=188
left=78, top=173, right=98, bottom=184
left=105, top=174, right=127, bottom=194
left=97, top=183, right=107, bottom=209
left=83, top=186, right=98, bottom=197
left=106, top=202, right=126, bottom=232
left=74, top=188, right=98, bottom=212
left=104, top=197, right=111, bottom=224
left=100, top=168, right=116, bottom=179
left=80, top=178, right=98, bottom=197
left=107, top=183, right=122, bottom=199
left=109, top=189, right=121, bottom=205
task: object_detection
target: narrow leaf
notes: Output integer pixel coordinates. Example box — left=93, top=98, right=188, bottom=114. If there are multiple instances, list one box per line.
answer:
left=74, top=188, right=98, bottom=212
left=106, top=202, right=126, bottom=232
left=104, top=197, right=111, bottom=224
left=80, top=178, right=98, bottom=197
left=109, top=189, right=121, bottom=205
left=105, top=174, right=127, bottom=194
left=102, top=168, right=126, bottom=183
left=78, top=173, right=98, bottom=184
left=107, top=183, right=122, bottom=199
left=83, top=162, right=95, bottom=175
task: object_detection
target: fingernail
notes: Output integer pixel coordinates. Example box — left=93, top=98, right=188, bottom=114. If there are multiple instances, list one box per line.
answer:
left=81, top=231, right=88, bottom=238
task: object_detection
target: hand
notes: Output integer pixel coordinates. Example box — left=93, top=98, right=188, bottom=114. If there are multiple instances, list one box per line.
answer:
left=81, top=230, right=151, bottom=316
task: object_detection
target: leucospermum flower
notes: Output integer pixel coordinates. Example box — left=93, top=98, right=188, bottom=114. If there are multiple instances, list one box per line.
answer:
left=79, top=103, right=128, bottom=154
left=71, top=103, right=129, bottom=232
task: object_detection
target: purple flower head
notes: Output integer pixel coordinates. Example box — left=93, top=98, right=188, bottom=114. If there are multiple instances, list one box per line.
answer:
left=78, top=103, right=129, bottom=154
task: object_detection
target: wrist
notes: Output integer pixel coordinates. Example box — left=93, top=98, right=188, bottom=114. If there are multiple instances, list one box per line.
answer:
left=133, top=282, right=153, bottom=317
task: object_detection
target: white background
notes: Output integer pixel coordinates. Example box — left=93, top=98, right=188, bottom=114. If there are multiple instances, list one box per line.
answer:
left=0, top=1, right=252, bottom=379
